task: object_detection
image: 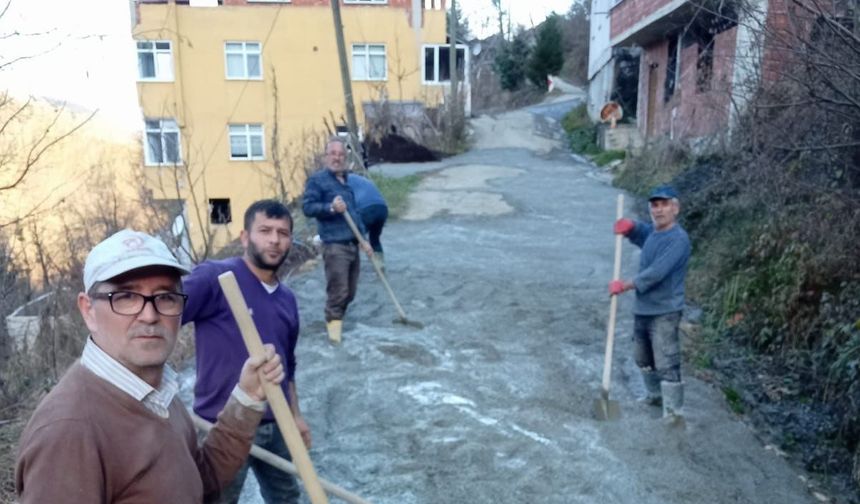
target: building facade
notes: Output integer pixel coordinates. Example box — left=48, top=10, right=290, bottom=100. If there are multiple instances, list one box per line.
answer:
left=601, top=0, right=795, bottom=143
left=132, top=0, right=460, bottom=257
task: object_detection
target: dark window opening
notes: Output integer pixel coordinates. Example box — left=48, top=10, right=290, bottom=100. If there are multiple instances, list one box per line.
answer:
left=437, top=47, right=466, bottom=82
left=696, top=35, right=714, bottom=93
left=664, top=36, right=678, bottom=102
left=611, top=49, right=640, bottom=120
left=209, top=198, right=231, bottom=224
left=424, top=47, right=435, bottom=81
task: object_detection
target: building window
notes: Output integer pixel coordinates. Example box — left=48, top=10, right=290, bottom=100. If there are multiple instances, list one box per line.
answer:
left=423, top=44, right=466, bottom=84
left=144, top=119, right=181, bottom=165
left=229, top=124, right=265, bottom=160
left=225, top=42, right=262, bottom=80
left=696, top=36, right=714, bottom=93
left=352, top=44, right=386, bottom=81
left=137, top=40, right=173, bottom=81
left=664, top=36, right=679, bottom=102
left=423, top=0, right=443, bottom=9
left=209, top=199, right=232, bottom=224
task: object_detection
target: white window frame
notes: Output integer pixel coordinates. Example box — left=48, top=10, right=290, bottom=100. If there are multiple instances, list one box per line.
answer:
left=344, top=0, right=387, bottom=3
left=144, top=119, right=182, bottom=166
left=422, top=44, right=469, bottom=85
left=351, top=44, right=387, bottom=81
left=136, top=40, right=174, bottom=81
left=228, top=124, right=266, bottom=161
left=225, top=41, right=262, bottom=80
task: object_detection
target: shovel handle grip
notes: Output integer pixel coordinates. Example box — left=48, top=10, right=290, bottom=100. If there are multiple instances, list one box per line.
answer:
left=342, top=211, right=410, bottom=321
left=601, top=194, right=624, bottom=393
left=217, top=272, right=329, bottom=504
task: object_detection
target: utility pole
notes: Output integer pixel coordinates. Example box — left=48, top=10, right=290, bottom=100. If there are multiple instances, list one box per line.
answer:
left=448, top=0, right=459, bottom=150
left=330, top=0, right=366, bottom=171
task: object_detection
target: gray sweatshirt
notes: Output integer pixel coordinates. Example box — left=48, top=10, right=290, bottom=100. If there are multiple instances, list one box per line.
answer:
left=627, top=222, right=691, bottom=316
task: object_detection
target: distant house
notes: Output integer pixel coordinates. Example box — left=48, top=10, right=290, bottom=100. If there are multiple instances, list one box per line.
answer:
left=592, top=0, right=805, bottom=143
left=131, top=0, right=468, bottom=256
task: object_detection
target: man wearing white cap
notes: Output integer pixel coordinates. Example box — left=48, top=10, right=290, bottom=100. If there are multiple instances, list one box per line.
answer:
left=15, top=229, right=285, bottom=503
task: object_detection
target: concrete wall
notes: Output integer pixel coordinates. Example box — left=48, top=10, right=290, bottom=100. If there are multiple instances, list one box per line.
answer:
left=588, top=0, right=613, bottom=79
left=610, top=0, right=679, bottom=40
left=587, top=62, right=614, bottom=122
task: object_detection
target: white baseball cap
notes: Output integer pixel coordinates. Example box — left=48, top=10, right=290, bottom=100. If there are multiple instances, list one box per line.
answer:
left=83, top=229, right=191, bottom=292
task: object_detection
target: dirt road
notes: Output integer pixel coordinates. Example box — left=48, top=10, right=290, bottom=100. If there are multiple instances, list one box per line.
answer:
left=234, top=94, right=822, bottom=503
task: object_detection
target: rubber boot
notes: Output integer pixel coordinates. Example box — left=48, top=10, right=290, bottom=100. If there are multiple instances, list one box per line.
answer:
left=639, top=370, right=662, bottom=407
left=661, top=380, right=685, bottom=427
left=326, top=320, right=343, bottom=344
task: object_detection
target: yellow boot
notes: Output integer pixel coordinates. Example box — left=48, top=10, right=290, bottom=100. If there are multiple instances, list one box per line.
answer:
left=326, top=320, right=343, bottom=344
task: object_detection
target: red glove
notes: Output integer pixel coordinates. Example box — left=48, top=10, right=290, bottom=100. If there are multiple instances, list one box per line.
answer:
left=609, top=280, right=626, bottom=296
left=614, top=218, right=635, bottom=235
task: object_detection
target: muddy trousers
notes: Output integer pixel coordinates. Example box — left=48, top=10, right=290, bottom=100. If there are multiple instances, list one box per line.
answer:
left=633, top=311, right=682, bottom=383
left=323, top=242, right=361, bottom=322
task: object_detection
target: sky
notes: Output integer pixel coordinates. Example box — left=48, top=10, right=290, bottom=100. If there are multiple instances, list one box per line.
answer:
left=460, top=0, right=575, bottom=38
left=0, top=0, right=575, bottom=134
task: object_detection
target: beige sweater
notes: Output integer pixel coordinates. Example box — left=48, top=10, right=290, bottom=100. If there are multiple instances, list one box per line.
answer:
left=16, top=362, right=263, bottom=503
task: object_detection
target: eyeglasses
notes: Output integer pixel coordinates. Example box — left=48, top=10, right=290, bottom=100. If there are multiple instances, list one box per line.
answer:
left=90, top=291, right=188, bottom=317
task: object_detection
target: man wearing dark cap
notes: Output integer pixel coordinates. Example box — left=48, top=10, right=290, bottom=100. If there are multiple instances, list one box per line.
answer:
left=16, top=229, right=285, bottom=503
left=609, top=185, right=691, bottom=424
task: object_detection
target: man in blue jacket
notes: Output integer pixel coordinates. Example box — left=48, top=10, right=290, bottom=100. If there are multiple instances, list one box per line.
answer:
left=609, top=185, right=691, bottom=424
left=303, top=137, right=373, bottom=343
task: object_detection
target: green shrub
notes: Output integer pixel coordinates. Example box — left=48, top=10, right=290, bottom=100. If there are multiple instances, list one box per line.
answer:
left=368, top=172, right=421, bottom=218
left=592, top=150, right=626, bottom=166
left=562, top=104, right=600, bottom=155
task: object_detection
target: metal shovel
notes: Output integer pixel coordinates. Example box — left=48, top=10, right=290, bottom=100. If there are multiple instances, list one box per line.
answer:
left=343, top=211, right=424, bottom=329
left=594, top=194, right=624, bottom=421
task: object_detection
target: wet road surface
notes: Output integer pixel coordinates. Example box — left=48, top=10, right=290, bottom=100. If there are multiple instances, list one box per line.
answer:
left=223, top=100, right=819, bottom=503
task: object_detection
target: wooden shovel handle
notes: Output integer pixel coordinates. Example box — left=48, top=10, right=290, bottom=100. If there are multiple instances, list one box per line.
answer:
left=601, top=194, right=624, bottom=394
left=342, top=211, right=409, bottom=321
left=217, top=272, right=329, bottom=504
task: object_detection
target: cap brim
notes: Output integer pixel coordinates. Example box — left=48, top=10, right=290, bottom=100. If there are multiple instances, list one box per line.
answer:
left=93, top=256, right=191, bottom=286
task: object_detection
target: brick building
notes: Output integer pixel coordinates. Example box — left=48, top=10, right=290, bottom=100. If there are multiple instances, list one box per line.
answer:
left=599, top=0, right=817, bottom=143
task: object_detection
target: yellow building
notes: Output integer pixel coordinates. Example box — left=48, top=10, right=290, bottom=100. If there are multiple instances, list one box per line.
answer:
left=132, top=0, right=466, bottom=258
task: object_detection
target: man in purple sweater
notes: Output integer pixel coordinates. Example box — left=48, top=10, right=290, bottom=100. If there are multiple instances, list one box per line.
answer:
left=610, top=185, right=691, bottom=425
left=182, top=200, right=309, bottom=504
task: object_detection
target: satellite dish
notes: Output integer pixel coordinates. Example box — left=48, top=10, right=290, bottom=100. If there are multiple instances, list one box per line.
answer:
left=171, top=215, right=185, bottom=237
left=600, top=101, right=623, bottom=128
left=471, top=42, right=482, bottom=56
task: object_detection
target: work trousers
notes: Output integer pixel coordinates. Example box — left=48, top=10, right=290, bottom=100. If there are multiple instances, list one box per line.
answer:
left=323, top=241, right=360, bottom=321
left=633, top=311, right=682, bottom=383
left=216, top=422, right=300, bottom=504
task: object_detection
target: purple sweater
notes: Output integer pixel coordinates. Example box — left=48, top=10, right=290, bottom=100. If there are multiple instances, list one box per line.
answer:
left=182, top=257, right=299, bottom=423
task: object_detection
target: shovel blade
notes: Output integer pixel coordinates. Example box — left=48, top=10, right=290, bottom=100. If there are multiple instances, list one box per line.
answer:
left=392, top=317, right=424, bottom=329
left=593, top=397, right=621, bottom=421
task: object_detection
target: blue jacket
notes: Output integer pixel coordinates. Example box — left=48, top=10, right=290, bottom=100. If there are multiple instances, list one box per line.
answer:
left=627, top=222, right=691, bottom=316
left=302, top=168, right=367, bottom=243
left=347, top=174, right=387, bottom=210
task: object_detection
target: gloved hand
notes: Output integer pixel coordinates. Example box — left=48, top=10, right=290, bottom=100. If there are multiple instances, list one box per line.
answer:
left=608, top=280, right=626, bottom=296
left=614, top=218, right=635, bottom=235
